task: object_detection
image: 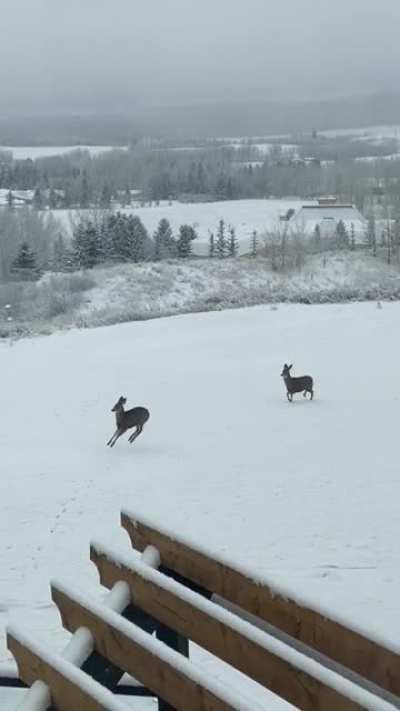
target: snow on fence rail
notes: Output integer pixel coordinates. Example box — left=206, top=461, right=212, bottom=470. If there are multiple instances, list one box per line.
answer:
left=3, top=509, right=400, bottom=711
left=8, top=627, right=132, bottom=711
left=121, top=510, right=400, bottom=701
left=90, top=540, right=398, bottom=711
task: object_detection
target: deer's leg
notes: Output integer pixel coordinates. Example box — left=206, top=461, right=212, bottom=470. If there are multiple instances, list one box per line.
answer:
left=107, top=429, right=119, bottom=446
left=128, top=426, right=139, bottom=443
left=129, top=425, right=143, bottom=444
left=109, top=429, right=124, bottom=447
left=310, top=389, right=314, bottom=400
left=287, top=391, right=292, bottom=402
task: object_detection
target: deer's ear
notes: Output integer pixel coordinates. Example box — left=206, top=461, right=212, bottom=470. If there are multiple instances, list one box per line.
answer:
left=288, top=364, right=293, bottom=370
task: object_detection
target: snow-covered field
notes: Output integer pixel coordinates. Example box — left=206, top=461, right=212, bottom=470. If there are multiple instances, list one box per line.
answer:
left=0, top=145, right=126, bottom=160
left=228, top=142, right=299, bottom=156
left=55, top=198, right=305, bottom=255
left=1, top=301, right=400, bottom=708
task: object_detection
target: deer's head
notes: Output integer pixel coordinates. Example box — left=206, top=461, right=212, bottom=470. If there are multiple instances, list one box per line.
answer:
left=281, top=364, right=293, bottom=378
left=111, top=396, right=127, bottom=412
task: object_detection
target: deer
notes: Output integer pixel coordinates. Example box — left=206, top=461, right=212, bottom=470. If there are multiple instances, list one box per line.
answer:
left=107, top=396, right=150, bottom=447
left=281, top=363, right=314, bottom=402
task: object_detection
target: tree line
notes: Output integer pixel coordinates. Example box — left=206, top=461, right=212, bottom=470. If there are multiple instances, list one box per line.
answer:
left=5, top=212, right=245, bottom=281
left=4, top=137, right=400, bottom=212
left=3, top=202, right=400, bottom=284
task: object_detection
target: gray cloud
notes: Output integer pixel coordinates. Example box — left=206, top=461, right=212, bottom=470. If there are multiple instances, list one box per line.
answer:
left=0, top=0, right=398, bottom=113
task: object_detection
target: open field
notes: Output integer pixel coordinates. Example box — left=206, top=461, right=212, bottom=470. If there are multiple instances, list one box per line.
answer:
left=1, top=301, right=400, bottom=707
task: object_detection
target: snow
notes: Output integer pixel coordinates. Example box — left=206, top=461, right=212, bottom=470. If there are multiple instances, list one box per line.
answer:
left=1, top=301, right=400, bottom=708
left=140, top=545, right=161, bottom=568
left=16, top=681, right=51, bottom=711
left=0, top=146, right=126, bottom=160
left=54, top=198, right=305, bottom=255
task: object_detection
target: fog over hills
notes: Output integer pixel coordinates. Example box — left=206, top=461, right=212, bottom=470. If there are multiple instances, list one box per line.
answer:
left=2, top=92, right=400, bottom=145
left=1, top=0, right=400, bottom=141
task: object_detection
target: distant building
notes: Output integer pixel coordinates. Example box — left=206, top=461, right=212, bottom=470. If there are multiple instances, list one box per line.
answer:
left=290, top=197, right=367, bottom=240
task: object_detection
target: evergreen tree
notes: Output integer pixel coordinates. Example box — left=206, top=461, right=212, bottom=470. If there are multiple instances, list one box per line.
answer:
left=11, top=242, right=39, bottom=280
left=393, top=218, right=400, bottom=263
left=99, top=183, right=112, bottom=208
left=313, top=224, right=321, bottom=252
left=80, top=171, right=91, bottom=208
left=62, top=182, right=74, bottom=208
left=153, top=218, right=175, bottom=259
left=121, top=187, right=132, bottom=207
left=350, top=222, right=356, bottom=251
left=335, top=220, right=349, bottom=249
left=227, top=226, right=238, bottom=257
left=385, top=221, right=393, bottom=264
left=72, top=222, right=86, bottom=267
left=33, top=187, right=43, bottom=210
left=99, top=216, right=116, bottom=262
left=196, top=162, right=206, bottom=193
left=187, top=162, right=197, bottom=193
left=72, top=220, right=100, bottom=268
left=110, top=212, right=130, bottom=261
left=215, top=174, right=227, bottom=200
left=250, top=229, right=258, bottom=257
left=128, top=215, right=148, bottom=262
left=52, top=234, right=74, bottom=271
left=216, top=219, right=227, bottom=258
left=209, top=231, right=216, bottom=258
left=225, top=177, right=235, bottom=200
left=367, top=215, right=377, bottom=257
left=49, top=188, right=58, bottom=209
left=7, top=190, right=13, bottom=209
left=177, top=224, right=197, bottom=258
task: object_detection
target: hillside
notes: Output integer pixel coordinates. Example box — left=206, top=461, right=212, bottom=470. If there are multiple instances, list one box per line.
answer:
left=2, top=252, right=400, bottom=339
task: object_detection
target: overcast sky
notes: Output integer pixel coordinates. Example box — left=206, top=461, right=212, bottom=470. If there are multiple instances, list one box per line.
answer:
left=0, top=0, right=399, bottom=114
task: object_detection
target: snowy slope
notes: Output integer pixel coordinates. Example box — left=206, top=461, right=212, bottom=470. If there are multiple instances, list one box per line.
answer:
left=1, top=302, right=400, bottom=708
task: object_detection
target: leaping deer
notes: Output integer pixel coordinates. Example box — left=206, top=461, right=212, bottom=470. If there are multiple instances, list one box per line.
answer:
left=281, top=364, right=314, bottom=402
left=107, top=396, right=150, bottom=447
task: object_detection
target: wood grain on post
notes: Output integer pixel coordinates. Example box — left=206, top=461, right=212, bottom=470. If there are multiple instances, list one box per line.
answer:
left=91, top=545, right=371, bottom=711
left=121, top=513, right=400, bottom=697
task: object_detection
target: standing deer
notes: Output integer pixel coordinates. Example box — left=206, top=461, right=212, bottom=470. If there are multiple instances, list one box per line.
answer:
left=107, top=396, right=150, bottom=447
left=281, top=364, right=314, bottom=401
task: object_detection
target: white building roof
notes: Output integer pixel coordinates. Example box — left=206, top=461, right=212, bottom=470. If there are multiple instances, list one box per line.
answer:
left=291, top=204, right=367, bottom=238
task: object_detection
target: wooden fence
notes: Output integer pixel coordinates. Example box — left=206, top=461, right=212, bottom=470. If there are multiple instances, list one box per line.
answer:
left=3, top=511, right=399, bottom=710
